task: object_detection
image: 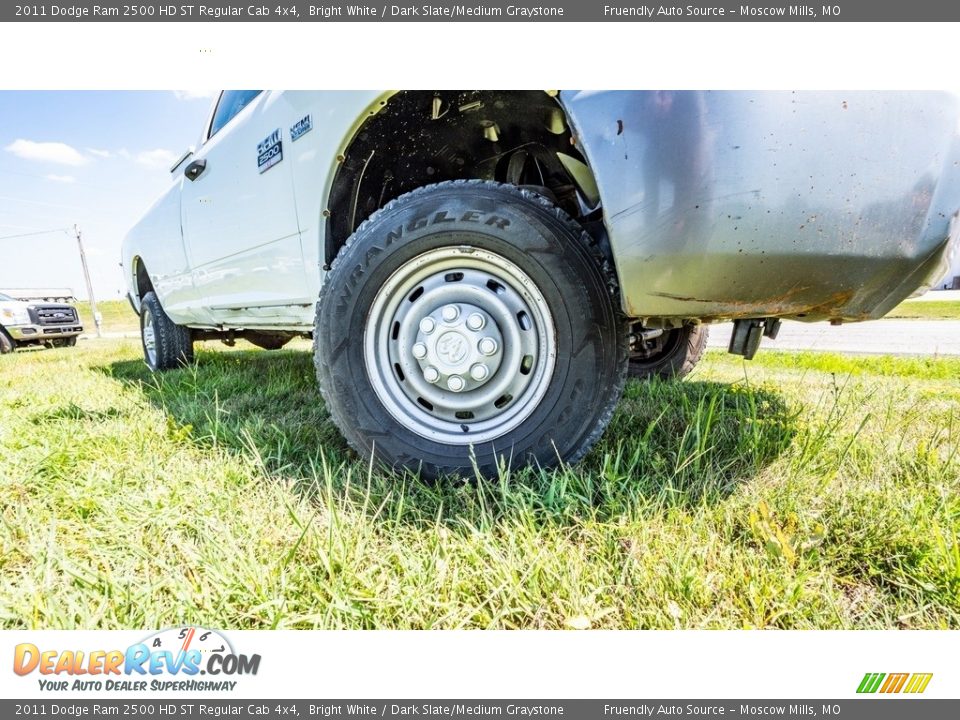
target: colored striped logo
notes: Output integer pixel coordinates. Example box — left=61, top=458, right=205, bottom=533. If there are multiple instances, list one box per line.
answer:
left=857, top=672, right=933, bottom=694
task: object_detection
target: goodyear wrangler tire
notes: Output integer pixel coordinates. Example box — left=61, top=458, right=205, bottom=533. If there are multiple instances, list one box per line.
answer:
left=315, top=180, right=629, bottom=480
left=628, top=324, right=708, bottom=380
left=140, top=291, right=194, bottom=371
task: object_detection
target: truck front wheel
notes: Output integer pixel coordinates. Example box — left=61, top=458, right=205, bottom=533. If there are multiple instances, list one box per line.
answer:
left=140, top=291, right=194, bottom=371
left=315, top=181, right=629, bottom=480
left=0, top=329, right=13, bottom=354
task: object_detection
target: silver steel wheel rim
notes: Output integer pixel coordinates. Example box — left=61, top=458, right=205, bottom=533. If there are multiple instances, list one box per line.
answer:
left=365, top=246, right=556, bottom=445
left=142, top=308, right=157, bottom=366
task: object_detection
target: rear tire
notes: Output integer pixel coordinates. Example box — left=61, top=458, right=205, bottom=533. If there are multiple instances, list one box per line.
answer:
left=628, top=324, right=708, bottom=380
left=140, top=291, right=194, bottom=371
left=315, top=180, right=629, bottom=480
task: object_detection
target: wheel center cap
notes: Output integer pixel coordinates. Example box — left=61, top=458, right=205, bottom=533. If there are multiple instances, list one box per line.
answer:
left=411, top=301, right=505, bottom=392
left=436, top=331, right=468, bottom=366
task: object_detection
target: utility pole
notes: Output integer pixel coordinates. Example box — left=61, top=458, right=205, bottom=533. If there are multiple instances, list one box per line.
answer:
left=73, top=224, right=102, bottom=338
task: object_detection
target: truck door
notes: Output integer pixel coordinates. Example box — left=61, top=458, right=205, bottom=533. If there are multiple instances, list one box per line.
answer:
left=180, top=90, right=311, bottom=325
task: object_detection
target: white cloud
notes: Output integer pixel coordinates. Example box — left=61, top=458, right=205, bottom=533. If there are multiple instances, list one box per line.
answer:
left=45, top=174, right=76, bottom=184
left=134, top=148, right=178, bottom=169
left=86, top=148, right=111, bottom=158
left=173, top=90, right=217, bottom=101
left=5, top=139, right=88, bottom=166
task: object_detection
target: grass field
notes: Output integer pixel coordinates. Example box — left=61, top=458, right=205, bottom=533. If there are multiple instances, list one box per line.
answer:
left=75, top=299, right=139, bottom=335
left=886, top=299, right=960, bottom=320
left=1, top=339, right=958, bottom=629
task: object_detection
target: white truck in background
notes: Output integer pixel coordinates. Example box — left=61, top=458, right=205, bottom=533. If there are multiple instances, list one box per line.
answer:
left=0, top=292, right=83, bottom=353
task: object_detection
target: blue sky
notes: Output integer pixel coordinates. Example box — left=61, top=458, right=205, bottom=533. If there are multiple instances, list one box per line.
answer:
left=0, top=91, right=215, bottom=300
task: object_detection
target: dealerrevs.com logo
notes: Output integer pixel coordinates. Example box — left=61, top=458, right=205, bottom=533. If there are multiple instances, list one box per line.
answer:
left=13, top=627, right=260, bottom=692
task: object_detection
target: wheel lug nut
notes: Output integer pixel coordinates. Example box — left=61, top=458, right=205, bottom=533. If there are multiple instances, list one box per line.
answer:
left=412, top=343, right=428, bottom=360
left=423, top=366, right=440, bottom=383
left=419, top=317, right=436, bottom=334
left=478, top=337, right=498, bottom=355
left=470, top=363, right=489, bottom=381
left=447, top=375, right=465, bottom=392
left=466, top=313, right=485, bottom=331
left=441, top=305, right=460, bottom=323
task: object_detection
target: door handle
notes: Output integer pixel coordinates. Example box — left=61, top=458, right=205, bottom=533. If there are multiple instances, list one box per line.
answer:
left=184, top=158, right=207, bottom=181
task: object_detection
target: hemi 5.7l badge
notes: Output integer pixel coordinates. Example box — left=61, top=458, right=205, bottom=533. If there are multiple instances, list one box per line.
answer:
left=257, top=129, right=283, bottom=173
left=290, top=114, right=312, bottom=141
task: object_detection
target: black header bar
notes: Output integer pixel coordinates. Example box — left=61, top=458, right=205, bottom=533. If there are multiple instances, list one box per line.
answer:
left=4, top=0, right=960, bottom=22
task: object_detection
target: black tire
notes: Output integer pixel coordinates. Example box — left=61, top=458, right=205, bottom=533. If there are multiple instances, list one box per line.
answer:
left=628, top=324, right=708, bottom=380
left=246, top=332, right=292, bottom=351
left=50, top=336, right=78, bottom=348
left=315, top=180, right=629, bottom=480
left=140, top=291, right=194, bottom=371
left=0, top=328, right=13, bottom=355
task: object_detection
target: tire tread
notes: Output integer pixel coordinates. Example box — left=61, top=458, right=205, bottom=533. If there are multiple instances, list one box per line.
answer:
left=141, top=291, right=194, bottom=371
left=315, top=180, right=629, bottom=477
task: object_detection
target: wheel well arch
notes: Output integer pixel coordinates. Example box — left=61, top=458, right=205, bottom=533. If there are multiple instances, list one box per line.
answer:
left=321, top=90, right=600, bottom=267
left=132, top=256, right=154, bottom=301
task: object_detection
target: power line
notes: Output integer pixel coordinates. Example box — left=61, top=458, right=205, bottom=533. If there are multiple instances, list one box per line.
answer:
left=0, top=195, right=87, bottom=212
left=0, top=168, right=134, bottom=194
left=0, top=227, right=68, bottom=241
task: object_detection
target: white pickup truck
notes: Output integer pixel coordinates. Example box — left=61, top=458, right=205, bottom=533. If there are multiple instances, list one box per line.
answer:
left=0, top=292, right=83, bottom=353
left=122, top=90, right=960, bottom=478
